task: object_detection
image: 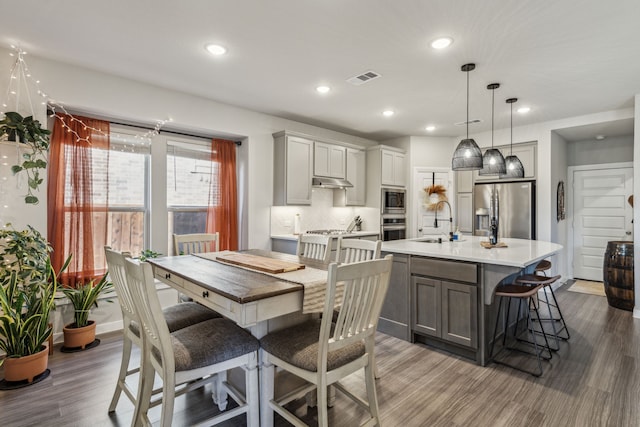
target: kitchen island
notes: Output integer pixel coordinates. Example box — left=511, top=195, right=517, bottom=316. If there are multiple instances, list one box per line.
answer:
left=379, top=236, right=563, bottom=366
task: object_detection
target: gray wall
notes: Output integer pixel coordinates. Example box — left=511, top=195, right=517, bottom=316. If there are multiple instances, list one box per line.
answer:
left=567, top=135, right=633, bottom=166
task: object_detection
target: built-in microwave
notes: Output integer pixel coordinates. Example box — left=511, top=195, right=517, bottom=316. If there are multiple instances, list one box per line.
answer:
left=382, top=188, right=406, bottom=215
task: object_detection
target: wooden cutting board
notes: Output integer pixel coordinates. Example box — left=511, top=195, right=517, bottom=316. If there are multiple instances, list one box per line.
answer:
left=215, top=253, right=306, bottom=273
left=480, top=241, right=508, bottom=249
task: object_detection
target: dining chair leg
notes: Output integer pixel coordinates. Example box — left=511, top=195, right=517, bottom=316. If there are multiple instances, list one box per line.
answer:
left=134, top=353, right=154, bottom=427
left=246, top=354, right=260, bottom=427
left=317, top=376, right=329, bottom=427
left=213, top=370, right=229, bottom=411
left=259, top=350, right=275, bottom=427
left=365, top=353, right=380, bottom=425
left=160, top=375, right=176, bottom=427
left=109, top=333, right=133, bottom=412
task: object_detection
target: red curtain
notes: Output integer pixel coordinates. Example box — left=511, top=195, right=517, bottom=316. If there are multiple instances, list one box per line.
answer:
left=206, top=138, right=238, bottom=250
left=47, top=114, right=110, bottom=287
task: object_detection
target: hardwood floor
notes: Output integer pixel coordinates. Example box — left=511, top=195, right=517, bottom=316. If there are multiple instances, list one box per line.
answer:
left=1, top=284, right=639, bottom=426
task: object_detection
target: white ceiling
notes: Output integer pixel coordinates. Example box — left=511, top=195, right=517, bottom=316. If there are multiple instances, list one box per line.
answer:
left=1, top=0, right=638, bottom=141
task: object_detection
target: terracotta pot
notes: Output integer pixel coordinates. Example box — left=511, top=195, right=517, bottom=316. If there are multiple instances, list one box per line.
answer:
left=63, top=320, right=96, bottom=349
left=3, top=346, right=49, bottom=383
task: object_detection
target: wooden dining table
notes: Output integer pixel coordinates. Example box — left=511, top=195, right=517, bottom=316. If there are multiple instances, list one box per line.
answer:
left=148, top=249, right=329, bottom=338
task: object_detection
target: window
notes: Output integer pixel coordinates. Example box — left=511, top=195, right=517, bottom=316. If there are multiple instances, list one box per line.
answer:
left=166, top=138, right=215, bottom=255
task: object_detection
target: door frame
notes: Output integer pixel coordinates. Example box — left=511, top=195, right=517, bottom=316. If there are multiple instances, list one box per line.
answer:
left=411, top=167, right=452, bottom=239
left=567, top=161, right=633, bottom=280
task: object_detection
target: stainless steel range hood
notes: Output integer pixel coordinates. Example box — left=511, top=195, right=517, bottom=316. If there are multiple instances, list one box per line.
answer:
left=312, top=177, right=353, bottom=188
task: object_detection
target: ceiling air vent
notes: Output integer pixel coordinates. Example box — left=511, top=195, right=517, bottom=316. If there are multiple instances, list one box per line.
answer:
left=346, top=70, right=381, bottom=86
left=454, top=119, right=483, bottom=126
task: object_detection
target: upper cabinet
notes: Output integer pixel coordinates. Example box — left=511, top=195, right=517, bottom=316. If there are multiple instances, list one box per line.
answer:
left=366, top=145, right=406, bottom=209
left=314, top=142, right=346, bottom=179
left=334, top=148, right=366, bottom=206
left=380, top=149, right=406, bottom=187
left=473, top=142, right=537, bottom=182
left=273, top=132, right=313, bottom=205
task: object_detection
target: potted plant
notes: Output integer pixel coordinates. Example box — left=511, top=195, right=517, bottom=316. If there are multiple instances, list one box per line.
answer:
left=0, top=111, right=51, bottom=204
left=0, top=224, right=68, bottom=383
left=60, top=273, right=113, bottom=350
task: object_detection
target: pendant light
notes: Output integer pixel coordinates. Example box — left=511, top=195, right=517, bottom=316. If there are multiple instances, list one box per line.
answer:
left=479, top=83, right=506, bottom=175
left=452, top=63, right=483, bottom=171
left=500, top=98, right=525, bottom=178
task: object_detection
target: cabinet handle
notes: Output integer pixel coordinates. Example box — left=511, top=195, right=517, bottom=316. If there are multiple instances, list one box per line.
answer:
left=202, top=290, right=209, bottom=298
left=165, top=273, right=171, bottom=279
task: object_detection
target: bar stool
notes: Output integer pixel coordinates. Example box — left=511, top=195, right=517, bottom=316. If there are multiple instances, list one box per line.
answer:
left=535, top=259, right=552, bottom=276
left=489, top=283, right=553, bottom=377
left=515, top=273, right=569, bottom=349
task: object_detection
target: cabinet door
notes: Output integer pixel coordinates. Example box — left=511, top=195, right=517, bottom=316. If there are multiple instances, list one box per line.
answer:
left=345, top=149, right=365, bottom=205
left=286, top=137, right=313, bottom=205
left=456, top=170, right=473, bottom=193
left=380, top=150, right=395, bottom=185
left=456, top=193, right=473, bottom=233
left=393, top=152, right=406, bottom=187
left=379, top=254, right=410, bottom=340
left=412, top=276, right=441, bottom=338
left=314, top=142, right=346, bottom=178
left=441, top=281, right=477, bottom=348
left=508, top=144, right=535, bottom=179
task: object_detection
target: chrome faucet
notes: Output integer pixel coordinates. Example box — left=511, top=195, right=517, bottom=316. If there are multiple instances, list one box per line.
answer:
left=434, top=200, right=454, bottom=241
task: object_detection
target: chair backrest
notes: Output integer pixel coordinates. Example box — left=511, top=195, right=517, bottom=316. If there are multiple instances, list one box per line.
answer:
left=296, top=234, right=331, bottom=263
left=335, top=238, right=382, bottom=264
left=104, top=246, right=138, bottom=325
left=319, top=255, right=393, bottom=367
left=124, top=258, right=176, bottom=372
left=173, top=232, right=220, bottom=256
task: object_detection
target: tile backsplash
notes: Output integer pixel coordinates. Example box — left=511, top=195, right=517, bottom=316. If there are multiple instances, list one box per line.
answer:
left=270, top=188, right=379, bottom=235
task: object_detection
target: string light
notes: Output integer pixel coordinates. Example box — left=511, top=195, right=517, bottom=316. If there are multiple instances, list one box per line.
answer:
left=2, top=45, right=172, bottom=150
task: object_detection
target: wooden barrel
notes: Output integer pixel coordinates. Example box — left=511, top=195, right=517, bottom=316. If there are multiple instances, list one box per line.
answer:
left=603, top=241, right=635, bottom=311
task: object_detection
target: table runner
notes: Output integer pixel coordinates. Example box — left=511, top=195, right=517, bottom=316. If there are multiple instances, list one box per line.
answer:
left=195, top=251, right=343, bottom=313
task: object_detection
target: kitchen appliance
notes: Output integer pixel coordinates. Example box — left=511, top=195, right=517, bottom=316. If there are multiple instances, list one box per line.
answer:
left=381, top=215, right=406, bottom=241
left=311, top=176, right=353, bottom=189
left=306, top=229, right=352, bottom=235
left=473, top=180, right=536, bottom=239
left=381, top=188, right=406, bottom=215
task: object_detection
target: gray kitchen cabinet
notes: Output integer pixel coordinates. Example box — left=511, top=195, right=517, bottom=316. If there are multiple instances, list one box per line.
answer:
left=456, top=170, right=473, bottom=193
left=273, top=132, right=313, bottom=205
left=456, top=193, right=473, bottom=233
left=410, top=256, right=478, bottom=349
left=314, top=141, right=346, bottom=179
left=381, top=149, right=406, bottom=187
left=378, top=253, right=410, bottom=341
left=334, top=148, right=366, bottom=206
left=366, top=145, right=407, bottom=209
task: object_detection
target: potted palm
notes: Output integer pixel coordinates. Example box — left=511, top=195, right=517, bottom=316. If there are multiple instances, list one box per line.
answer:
left=60, top=274, right=113, bottom=350
left=0, top=225, right=68, bottom=384
left=0, top=111, right=51, bottom=204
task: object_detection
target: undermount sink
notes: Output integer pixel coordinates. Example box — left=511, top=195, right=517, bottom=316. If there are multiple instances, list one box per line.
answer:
left=416, top=238, right=442, bottom=243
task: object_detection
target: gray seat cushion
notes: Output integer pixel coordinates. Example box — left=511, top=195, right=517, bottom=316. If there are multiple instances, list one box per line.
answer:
left=154, top=318, right=259, bottom=372
left=129, top=302, right=220, bottom=337
left=259, top=319, right=365, bottom=372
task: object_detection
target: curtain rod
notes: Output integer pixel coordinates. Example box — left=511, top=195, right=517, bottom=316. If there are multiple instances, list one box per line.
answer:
left=47, top=109, right=242, bottom=146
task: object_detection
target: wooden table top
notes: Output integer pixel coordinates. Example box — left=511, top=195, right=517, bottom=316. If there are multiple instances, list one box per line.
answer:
left=148, top=249, right=329, bottom=304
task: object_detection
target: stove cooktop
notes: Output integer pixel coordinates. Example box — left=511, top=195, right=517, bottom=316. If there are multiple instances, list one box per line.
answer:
left=305, top=229, right=352, bottom=235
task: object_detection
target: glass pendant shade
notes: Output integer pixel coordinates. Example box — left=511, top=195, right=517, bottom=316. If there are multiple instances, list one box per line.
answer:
left=452, top=138, right=483, bottom=170
left=479, top=82, right=506, bottom=175
left=500, top=97, right=525, bottom=178
left=479, top=148, right=506, bottom=175
left=452, top=63, right=483, bottom=171
left=501, top=155, right=525, bottom=178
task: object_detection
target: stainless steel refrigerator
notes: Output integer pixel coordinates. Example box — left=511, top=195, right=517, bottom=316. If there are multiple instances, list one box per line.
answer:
left=473, top=181, right=536, bottom=239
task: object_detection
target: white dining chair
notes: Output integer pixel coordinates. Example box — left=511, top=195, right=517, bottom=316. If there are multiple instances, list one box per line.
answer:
left=125, top=257, right=260, bottom=427
left=104, top=247, right=221, bottom=420
left=259, top=255, right=393, bottom=427
left=334, top=237, right=382, bottom=264
left=173, top=232, right=220, bottom=256
left=296, top=234, right=332, bottom=264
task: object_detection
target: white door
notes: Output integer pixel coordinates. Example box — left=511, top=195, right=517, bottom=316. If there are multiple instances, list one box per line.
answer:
left=573, top=167, right=633, bottom=281
left=414, top=170, right=453, bottom=237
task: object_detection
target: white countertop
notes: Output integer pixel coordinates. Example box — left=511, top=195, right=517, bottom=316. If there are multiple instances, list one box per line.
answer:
left=271, top=231, right=380, bottom=241
left=381, top=236, right=563, bottom=268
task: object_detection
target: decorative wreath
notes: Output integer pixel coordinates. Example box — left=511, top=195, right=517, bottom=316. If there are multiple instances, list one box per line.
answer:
left=424, top=184, right=448, bottom=211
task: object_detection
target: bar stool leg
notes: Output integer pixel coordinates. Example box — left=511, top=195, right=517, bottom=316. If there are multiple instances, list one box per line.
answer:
left=548, top=285, right=570, bottom=340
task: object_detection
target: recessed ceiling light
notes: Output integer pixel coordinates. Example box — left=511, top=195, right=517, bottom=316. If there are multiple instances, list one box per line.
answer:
left=595, top=134, right=606, bottom=140
left=425, top=125, right=436, bottom=131
left=517, top=106, right=531, bottom=114
left=316, top=85, right=331, bottom=94
left=382, top=110, right=395, bottom=117
left=205, top=44, right=227, bottom=56
left=430, top=37, right=453, bottom=49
